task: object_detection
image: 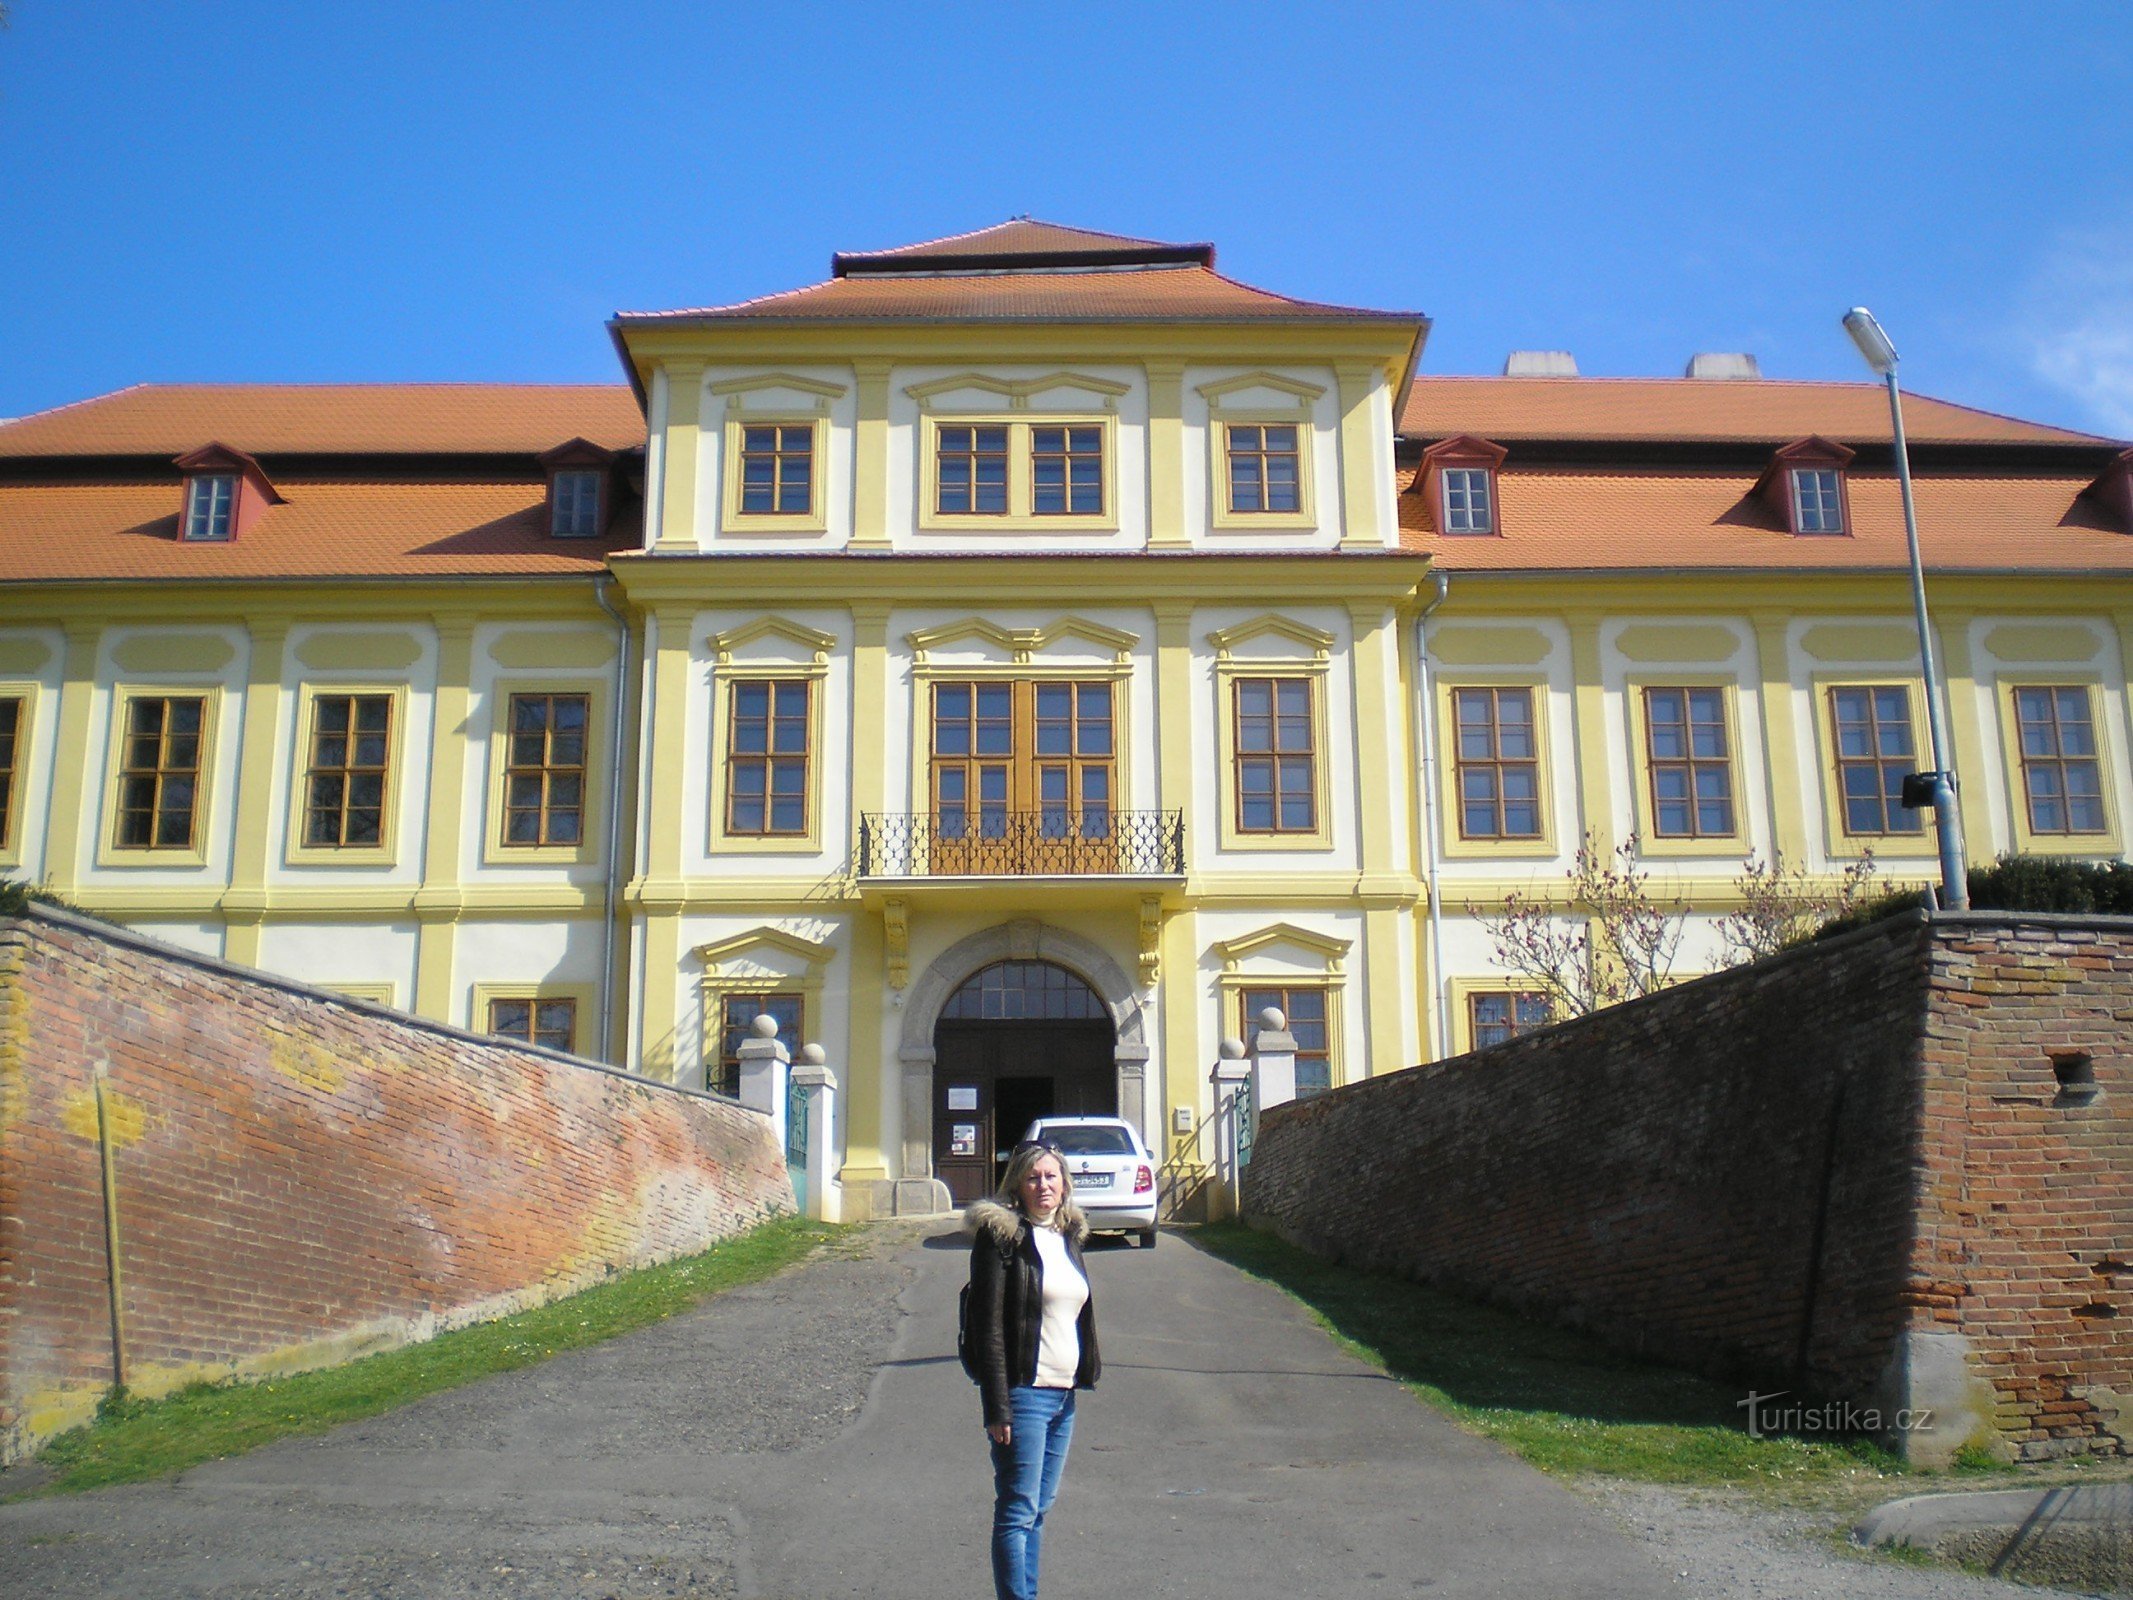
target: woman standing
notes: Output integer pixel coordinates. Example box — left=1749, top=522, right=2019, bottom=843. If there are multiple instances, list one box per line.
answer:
left=964, top=1140, right=1101, bottom=1600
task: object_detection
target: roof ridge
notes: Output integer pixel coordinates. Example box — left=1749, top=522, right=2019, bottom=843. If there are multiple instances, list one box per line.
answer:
left=1412, top=374, right=1885, bottom=388
left=617, top=278, right=831, bottom=319
left=1882, top=387, right=2120, bottom=445
left=841, top=218, right=1029, bottom=257
left=0, top=381, right=151, bottom=430
left=843, top=217, right=1190, bottom=258
left=1003, top=217, right=1198, bottom=250
left=1202, top=266, right=1420, bottom=320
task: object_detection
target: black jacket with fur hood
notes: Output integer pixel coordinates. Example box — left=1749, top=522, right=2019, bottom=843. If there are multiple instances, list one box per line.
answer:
left=963, top=1197, right=1101, bottom=1428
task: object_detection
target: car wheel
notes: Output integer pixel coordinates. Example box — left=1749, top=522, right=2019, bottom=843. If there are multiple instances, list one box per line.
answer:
left=1140, top=1226, right=1158, bottom=1249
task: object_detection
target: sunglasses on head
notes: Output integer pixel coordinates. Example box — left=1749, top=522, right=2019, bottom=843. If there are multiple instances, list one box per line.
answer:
left=1011, top=1139, right=1063, bottom=1158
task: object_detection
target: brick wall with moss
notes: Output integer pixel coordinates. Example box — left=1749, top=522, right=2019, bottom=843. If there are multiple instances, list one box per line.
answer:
left=1240, top=912, right=2131, bottom=1462
left=0, top=906, right=792, bottom=1466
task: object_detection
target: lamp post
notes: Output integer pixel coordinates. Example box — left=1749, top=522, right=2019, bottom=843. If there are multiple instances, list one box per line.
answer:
left=1842, top=307, right=1969, bottom=910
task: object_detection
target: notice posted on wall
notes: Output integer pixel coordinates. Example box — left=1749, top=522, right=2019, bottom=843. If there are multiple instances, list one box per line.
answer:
left=947, top=1086, right=978, bottom=1110
left=951, top=1124, right=979, bottom=1156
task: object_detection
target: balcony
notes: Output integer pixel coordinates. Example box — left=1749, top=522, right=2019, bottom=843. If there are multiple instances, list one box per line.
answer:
left=857, top=810, right=1185, bottom=880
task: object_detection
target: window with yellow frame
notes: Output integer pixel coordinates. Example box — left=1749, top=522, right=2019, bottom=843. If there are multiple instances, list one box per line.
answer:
left=473, top=981, right=595, bottom=1057
left=1197, top=370, right=1324, bottom=532
left=99, top=685, right=221, bottom=868
left=285, top=683, right=407, bottom=866
left=711, top=667, right=827, bottom=853
left=1437, top=678, right=1556, bottom=860
left=718, top=409, right=832, bottom=536
left=1997, top=678, right=2121, bottom=855
left=0, top=688, right=30, bottom=864
left=711, top=373, right=843, bottom=537
left=917, top=415, right=1118, bottom=531
left=1237, top=983, right=1335, bottom=1098
left=1209, top=618, right=1335, bottom=852
left=1811, top=677, right=1935, bottom=856
left=482, top=684, right=605, bottom=866
left=1625, top=678, right=1747, bottom=857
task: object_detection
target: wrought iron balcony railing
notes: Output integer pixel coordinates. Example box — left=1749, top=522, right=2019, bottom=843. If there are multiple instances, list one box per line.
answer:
left=858, top=809, right=1185, bottom=879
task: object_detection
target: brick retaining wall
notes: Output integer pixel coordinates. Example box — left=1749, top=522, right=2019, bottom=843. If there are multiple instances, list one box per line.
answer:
left=0, top=906, right=793, bottom=1466
left=1240, top=913, right=2132, bottom=1463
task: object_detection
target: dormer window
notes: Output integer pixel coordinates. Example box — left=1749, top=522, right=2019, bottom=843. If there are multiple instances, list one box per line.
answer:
left=1416, top=435, right=1508, bottom=538
left=184, top=474, right=238, bottom=541
left=539, top=438, right=617, bottom=540
left=1792, top=468, right=1844, bottom=533
left=1442, top=467, right=1494, bottom=533
left=1756, top=437, right=1854, bottom=536
left=172, top=442, right=280, bottom=543
left=2078, top=447, right=2133, bottom=534
left=551, top=469, right=605, bottom=538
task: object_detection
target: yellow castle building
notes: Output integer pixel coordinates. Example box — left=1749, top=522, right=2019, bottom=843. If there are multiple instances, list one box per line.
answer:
left=2, top=221, right=2129, bottom=1217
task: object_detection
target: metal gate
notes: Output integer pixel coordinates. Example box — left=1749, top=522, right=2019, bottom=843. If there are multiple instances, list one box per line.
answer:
left=785, top=1073, right=810, bottom=1214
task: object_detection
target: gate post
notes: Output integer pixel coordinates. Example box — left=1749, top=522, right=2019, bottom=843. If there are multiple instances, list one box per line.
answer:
left=1249, top=1005, right=1298, bottom=1113
left=791, top=1043, right=842, bottom=1223
left=736, top=1013, right=792, bottom=1152
left=1209, top=1036, right=1251, bottom=1220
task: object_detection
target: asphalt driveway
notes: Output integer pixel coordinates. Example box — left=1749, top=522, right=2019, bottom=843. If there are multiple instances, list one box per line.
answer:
left=0, top=1222, right=1679, bottom=1598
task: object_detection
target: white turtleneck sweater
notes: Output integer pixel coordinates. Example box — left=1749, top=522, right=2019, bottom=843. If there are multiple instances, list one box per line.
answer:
left=1028, top=1223, right=1089, bottom=1388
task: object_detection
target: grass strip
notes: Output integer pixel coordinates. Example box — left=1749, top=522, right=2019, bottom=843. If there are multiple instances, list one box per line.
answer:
left=1193, top=1221, right=1907, bottom=1493
left=19, top=1215, right=834, bottom=1499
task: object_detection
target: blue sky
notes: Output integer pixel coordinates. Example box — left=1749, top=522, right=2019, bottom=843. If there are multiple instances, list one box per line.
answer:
left=3, top=1, right=2129, bottom=435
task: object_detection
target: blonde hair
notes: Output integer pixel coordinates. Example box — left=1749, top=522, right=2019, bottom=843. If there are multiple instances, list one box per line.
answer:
left=995, top=1141, right=1074, bottom=1221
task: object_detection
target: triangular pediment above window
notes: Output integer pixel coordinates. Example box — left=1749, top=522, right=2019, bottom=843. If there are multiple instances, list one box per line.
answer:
left=538, top=437, right=616, bottom=468
left=708, top=372, right=848, bottom=412
left=1750, top=435, right=1856, bottom=495
left=903, top=371, right=1131, bottom=411
left=1196, top=370, right=1328, bottom=410
left=711, top=616, right=837, bottom=666
left=1204, top=614, right=1335, bottom=662
left=174, top=441, right=284, bottom=503
left=1214, top=922, right=1352, bottom=975
left=694, top=927, right=835, bottom=982
left=906, top=615, right=1138, bottom=665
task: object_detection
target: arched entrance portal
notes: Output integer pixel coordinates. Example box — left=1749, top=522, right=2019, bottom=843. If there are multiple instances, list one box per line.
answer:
left=932, top=960, right=1117, bottom=1206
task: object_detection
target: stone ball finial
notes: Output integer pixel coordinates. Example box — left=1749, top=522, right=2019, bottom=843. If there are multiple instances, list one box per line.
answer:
left=800, top=1042, right=827, bottom=1066
left=1219, top=1036, right=1246, bottom=1060
left=1258, top=1006, right=1287, bottom=1033
left=751, top=1013, right=780, bottom=1039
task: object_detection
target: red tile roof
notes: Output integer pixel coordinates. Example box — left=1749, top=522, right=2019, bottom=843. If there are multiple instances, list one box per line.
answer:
left=1400, top=465, right=2133, bottom=573
left=619, top=264, right=1417, bottom=326
left=0, top=384, right=645, bottom=458
left=832, top=218, right=1214, bottom=273
left=1398, top=376, right=2113, bottom=448
left=0, top=479, right=638, bottom=582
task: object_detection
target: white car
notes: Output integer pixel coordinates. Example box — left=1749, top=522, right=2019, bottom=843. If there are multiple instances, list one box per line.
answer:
left=1022, top=1116, right=1160, bottom=1247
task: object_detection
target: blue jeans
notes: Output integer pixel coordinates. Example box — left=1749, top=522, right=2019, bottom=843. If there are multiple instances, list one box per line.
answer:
left=989, top=1386, right=1076, bottom=1600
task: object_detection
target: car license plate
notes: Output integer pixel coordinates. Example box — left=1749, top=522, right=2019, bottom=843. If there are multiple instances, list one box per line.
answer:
left=1076, top=1171, right=1111, bottom=1189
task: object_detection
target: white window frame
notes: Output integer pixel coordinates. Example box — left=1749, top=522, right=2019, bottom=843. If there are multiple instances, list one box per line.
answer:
left=1790, top=468, right=1845, bottom=534
left=183, top=474, right=238, bottom=542
left=1441, top=467, right=1494, bottom=534
left=550, top=469, right=605, bottom=538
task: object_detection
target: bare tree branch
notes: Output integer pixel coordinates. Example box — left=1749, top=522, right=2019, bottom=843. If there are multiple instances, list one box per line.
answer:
left=1715, top=849, right=1881, bottom=965
left=1473, top=831, right=1685, bottom=1021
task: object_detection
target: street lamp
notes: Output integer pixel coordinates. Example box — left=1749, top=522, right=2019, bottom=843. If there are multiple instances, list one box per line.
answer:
left=1843, top=307, right=1969, bottom=910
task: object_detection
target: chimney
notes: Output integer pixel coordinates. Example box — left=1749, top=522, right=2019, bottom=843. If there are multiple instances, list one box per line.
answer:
left=1686, top=352, right=1762, bottom=380
left=1503, top=350, right=1578, bottom=377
